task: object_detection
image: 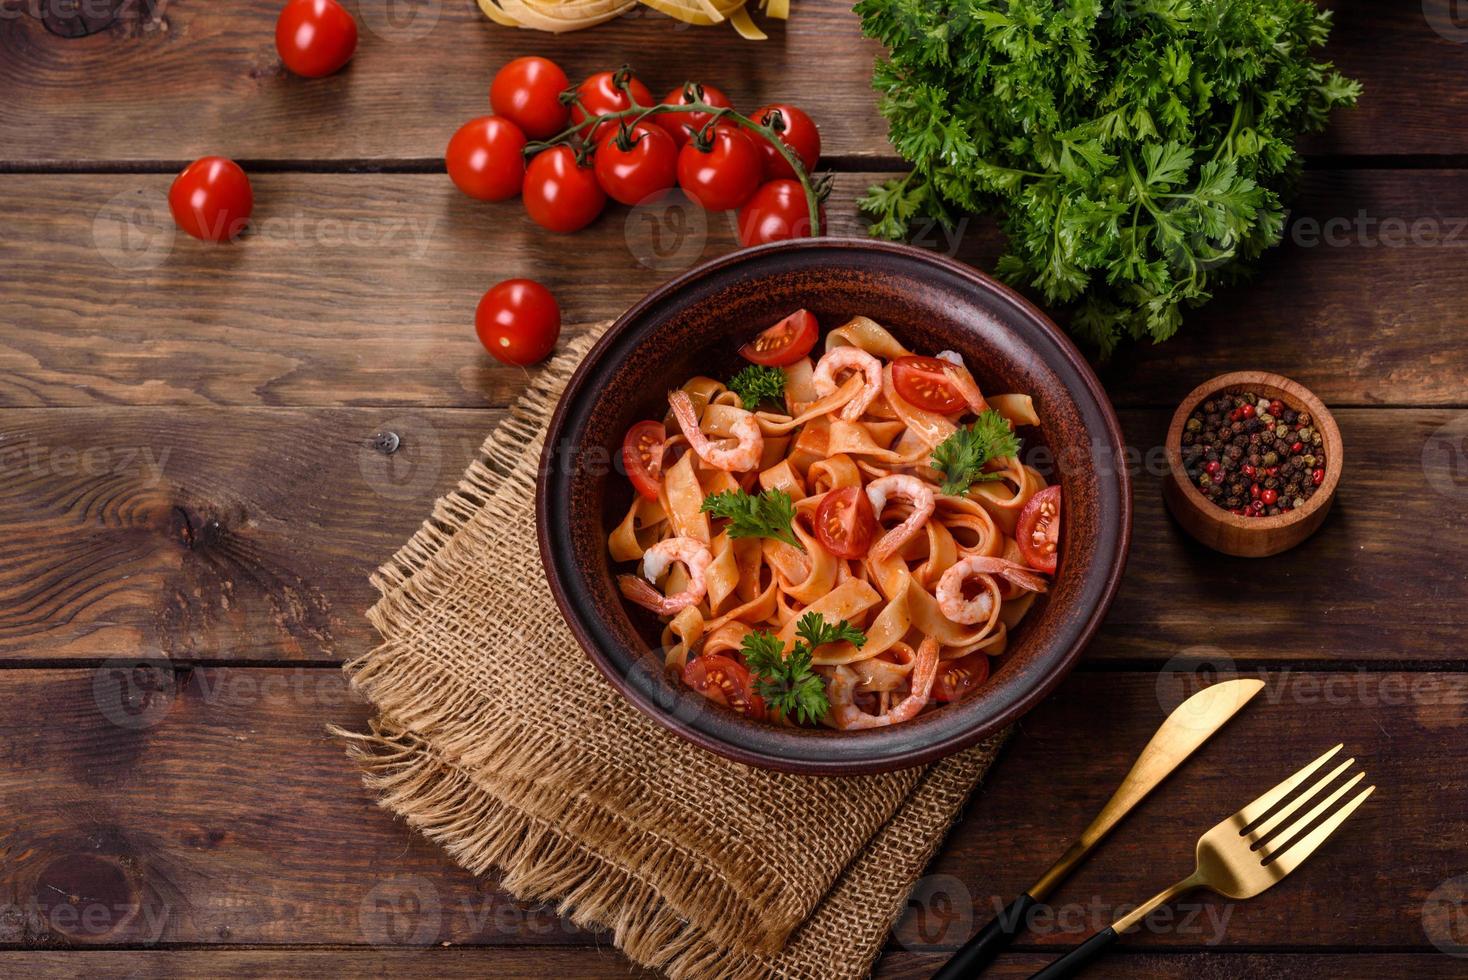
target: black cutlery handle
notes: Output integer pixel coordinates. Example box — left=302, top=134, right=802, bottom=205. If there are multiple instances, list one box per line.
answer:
left=1027, top=926, right=1120, bottom=980
left=930, top=892, right=1038, bottom=979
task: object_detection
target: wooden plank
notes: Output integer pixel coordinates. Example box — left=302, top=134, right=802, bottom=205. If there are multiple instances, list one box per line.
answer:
left=877, top=952, right=1468, bottom=979
left=0, top=1, right=1460, bottom=164
left=3, top=169, right=1465, bottom=409
left=0, top=407, right=1462, bottom=664
left=0, top=669, right=1461, bottom=950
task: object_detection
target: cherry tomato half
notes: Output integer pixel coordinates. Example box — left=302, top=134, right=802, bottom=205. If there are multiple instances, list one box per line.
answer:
left=738, top=309, right=819, bottom=367
left=892, top=356, right=968, bottom=414
left=446, top=116, right=527, bottom=201
left=168, top=156, right=253, bottom=243
left=594, top=123, right=678, bottom=206
left=570, top=70, right=654, bottom=143
left=523, top=146, right=606, bottom=233
left=814, top=486, right=879, bottom=559
left=474, top=278, right=560, bottom=366
left=676, top=125, right=763, bottom=212
left=275, top=0, right=358, bottom=78
left=656, top=82, right=733, bottom=148
left=753, top=103, right=820, bottom=180
left=490, top=56, right=571, bottom=140
left=1015, top=484, right=1061, bottom=574
left=931, top=652, right=991, bottom=703
left=682, top=654, right=767, bottom=720
left=621, top=420, right=667, bottom=501
left=737, top=179, right=821, bottom=247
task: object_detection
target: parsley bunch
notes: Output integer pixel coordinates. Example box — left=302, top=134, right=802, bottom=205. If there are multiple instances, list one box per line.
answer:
left=931, top=409, right=1022, bottom=495
left=728, top=364, right=786, bottom=409
left=856, top=0, right=1360, bottom=354
left=702, top=488, right=802, bottom=549
left=741, top=612, right=867, bottom=724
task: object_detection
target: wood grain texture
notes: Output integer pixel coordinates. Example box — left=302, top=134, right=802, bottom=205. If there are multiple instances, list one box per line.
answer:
left=4, top=169, right=1467, bottom=409
left=0, top=669, right=1461, bottom=952
left=0, top=1, right=1462, bottom=164
left=0, top=408, right=1462, bottom=664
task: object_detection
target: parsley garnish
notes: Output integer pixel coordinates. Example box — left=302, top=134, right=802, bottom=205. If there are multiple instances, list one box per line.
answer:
left=728, top=365, right=786, bottom=410
left=931, top=409, right=1021, bottom=496
left=741, top=612, right=867, bottom=724
left=701, top=488, right=801, bottom=549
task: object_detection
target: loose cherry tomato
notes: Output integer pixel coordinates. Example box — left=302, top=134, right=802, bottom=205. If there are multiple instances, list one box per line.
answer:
left=168, top=156, right=253, bottom=243
left=275, top=0, right=357, bottom=78
left=523, top=146, right=606, bottom=233
left=474, top=278, right=560, bottom=365
left=737, top=179, right=821, bottom=247
left=677, top=125, right=763, bottom=211
left=1015, top=484, right=1061, bottom=574
left=682, top=654, right=766, bottom=720
left=753, top=103, right=820, bottom=180
left=892, top=356, right=967, bottom=414
left=814, top=486, right=879, bottom=559
left=570, top=70, right=654, bottom=143
left=621, top=421, right=667, bottom=501
left=656, top=82, right=733, bottom=148
left=445, top=116, right=527, bottom=201
left=738, top=309, right=819, bottom=367
left=931, top=652, right=991, bottom=703
left=490, top=56, right=571, bottom=139
left=594, top=123, right=678, bottom=206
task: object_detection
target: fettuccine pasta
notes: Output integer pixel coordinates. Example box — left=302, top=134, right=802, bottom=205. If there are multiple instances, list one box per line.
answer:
left=477, top=0, right=789, bottom=40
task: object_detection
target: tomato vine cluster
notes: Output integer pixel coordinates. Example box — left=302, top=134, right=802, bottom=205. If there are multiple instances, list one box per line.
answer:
left=447, top=58, right=825, bottom=247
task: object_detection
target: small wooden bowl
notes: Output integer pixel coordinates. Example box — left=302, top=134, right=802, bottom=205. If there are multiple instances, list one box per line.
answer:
left=1163, top=371, right=1342, bottom=558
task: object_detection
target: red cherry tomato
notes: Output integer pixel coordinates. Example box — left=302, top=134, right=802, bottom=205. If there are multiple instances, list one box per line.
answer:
left=656, top=82, right=734, bottom=148
left=474, top=278, right=560, bottom=366
left=594, top=123, right=678, bottom=206
left=570, top=70, right=654, bottom=143
left=737, top=179, right=821, bottom=247
left=1015, top=484, right=1061, bottom=574
left=168, top=156, right=253, bottom=243
left=738, top=309, right=819, bottom=367
left=274, top=0, right=357, bottom=78
left=490, top=56, right=571, bottom=140
left=682, top=654, right=766, bottom=720
left=676, top=126, right=763, bottom=211
left=814, top=486, right=879, bottom=559
left=523, top=146, right=606, bottom=233
left=931, top=652, right=991, bottom=703
left=892, top=356, right=968, bottom=414
left=621, top=420, right=667, bottom=501
left=446, top=116, right=527, bottom=202
left=753, top=103, right=820, bottom=180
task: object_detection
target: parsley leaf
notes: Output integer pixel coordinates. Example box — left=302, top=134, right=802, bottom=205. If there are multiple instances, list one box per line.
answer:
left=701, top=488, right=801, bottom=549
left=931, top=409, right=1021, bottom=496
left=741, top=612, right=868, bottom=724
left=728, top=364, right=786, bottom=410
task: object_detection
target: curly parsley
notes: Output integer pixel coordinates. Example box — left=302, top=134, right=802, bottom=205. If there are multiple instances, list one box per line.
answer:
left=931, top=409, right=1021, bottom=496
left=741, top=612, right=867, bottom=724
left=728, top=365, right=786, bottom=410
left=701, top=488, right=801, bottom=549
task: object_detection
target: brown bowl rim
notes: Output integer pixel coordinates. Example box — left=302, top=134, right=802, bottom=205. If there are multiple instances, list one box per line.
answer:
left=536, top=238, right=1132, bottom=774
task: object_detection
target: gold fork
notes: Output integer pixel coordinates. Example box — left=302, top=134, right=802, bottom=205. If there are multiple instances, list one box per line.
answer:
left=1029, top=744, right=1375, bottom=979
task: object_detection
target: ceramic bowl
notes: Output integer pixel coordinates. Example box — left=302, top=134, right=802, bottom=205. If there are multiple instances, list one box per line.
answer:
left=537, top=239, right=1131, bottom=774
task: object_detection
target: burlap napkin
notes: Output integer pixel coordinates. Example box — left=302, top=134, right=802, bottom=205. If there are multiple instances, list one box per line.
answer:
left=339, top=323, right=1006, bottom=979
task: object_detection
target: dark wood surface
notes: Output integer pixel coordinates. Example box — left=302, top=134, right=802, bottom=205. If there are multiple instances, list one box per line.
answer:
left=3, top=1, right=1466, bottom=977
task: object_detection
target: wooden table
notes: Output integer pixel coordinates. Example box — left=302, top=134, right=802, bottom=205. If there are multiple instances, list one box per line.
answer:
left=2, top=1, right=1465, bottom=977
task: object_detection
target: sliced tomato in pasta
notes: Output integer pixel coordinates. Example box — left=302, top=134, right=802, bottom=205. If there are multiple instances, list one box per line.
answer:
left=814, top=485, right=878, bottom=559
left=682, top=654, right=767, bottom=719
left=621, top=420, right=667, bottom=501
left=738, top=309, right=818, bottom=367
left=1015, top=484, right=1061, bottom=573
left=892, top=356, right=967, bottom=414
left=931, top=652, right=991, bottom=702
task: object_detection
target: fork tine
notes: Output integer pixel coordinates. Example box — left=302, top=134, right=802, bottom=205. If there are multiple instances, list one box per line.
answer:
left=1234, top=744, right=1343, bottom=827
left=1262, top=770, right=1365, bottom=861
left=1249, top=757, right=1355, bottom=842
left=1267, top=783, right=1376, bottom=876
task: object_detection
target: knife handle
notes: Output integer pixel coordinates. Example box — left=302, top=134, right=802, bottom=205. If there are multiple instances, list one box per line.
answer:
left=1026, top=927, right=1119, bottom=980
left=930, top=892, right=1038, bottom=979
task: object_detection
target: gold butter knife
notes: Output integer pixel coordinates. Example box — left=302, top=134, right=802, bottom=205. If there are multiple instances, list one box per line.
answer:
left=931, top=676, right=1266, bottom=979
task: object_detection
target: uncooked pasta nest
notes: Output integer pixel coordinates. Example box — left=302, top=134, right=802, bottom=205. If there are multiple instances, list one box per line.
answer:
left=477, top=0, right=790, bottom=40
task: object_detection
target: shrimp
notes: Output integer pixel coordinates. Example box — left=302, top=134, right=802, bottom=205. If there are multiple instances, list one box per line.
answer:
left=812, top=347, right=883, bottom=421
left=827, top=637, right=940, bottom=729
left=618, top=536, right=713, bottom=616
left=936, top=554, right=1048, bottom=624
left=668, top=389, right=764, bottom=472
left=934, top=352, right=989, bottom=415
left=866, top=474, right=936, bottom=562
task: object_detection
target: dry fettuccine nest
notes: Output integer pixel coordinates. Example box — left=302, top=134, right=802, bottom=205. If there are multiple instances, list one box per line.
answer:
left=477, top=0, right=789, bottom=40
